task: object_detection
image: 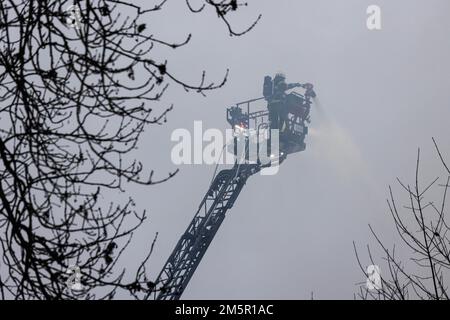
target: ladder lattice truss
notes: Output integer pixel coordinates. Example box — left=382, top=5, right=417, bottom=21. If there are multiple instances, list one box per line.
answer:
left=149, top=164, right=260, bottom=300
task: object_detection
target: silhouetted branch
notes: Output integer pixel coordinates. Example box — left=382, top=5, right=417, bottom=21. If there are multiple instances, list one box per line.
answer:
left=354, top=141, right=450, bottom=300
left=0, top=0, right=258, bottom=299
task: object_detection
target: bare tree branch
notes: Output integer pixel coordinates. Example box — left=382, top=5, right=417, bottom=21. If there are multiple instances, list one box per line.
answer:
left=354, top=141, right=450, bottom=300
left=0, top=0, right=258, bottom=299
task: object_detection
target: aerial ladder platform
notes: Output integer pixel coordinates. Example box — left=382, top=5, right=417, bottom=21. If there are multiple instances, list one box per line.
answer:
left=148, top=76, right=316, bottom=300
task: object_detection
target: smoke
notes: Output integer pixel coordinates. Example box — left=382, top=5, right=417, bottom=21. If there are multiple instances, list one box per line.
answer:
left=309, top=97, right=380, bottom=193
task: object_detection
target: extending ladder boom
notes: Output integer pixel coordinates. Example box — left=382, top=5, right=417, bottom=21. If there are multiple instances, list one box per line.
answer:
left=148, top=84, right=314, bottom=300
left=150, top=163, right=260, bottom=300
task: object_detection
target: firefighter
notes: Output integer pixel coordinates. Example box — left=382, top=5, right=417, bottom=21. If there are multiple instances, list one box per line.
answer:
left=267, top=73, right=303, bottom=131
left=266, top=74, right=281, bottom=130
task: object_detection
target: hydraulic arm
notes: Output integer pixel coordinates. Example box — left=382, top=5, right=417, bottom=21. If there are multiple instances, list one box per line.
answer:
left=149, top=163, right=260, bottom=300
left=149, top=76, right=315, bottom=300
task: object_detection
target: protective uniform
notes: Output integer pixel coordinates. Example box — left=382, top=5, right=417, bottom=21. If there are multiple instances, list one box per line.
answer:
left=264, top=73, right=313, bottom=132
left=268, top=74, right=286, bottom=130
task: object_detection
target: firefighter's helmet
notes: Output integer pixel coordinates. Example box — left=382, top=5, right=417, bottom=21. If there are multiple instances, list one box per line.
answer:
left=274, top=72, right=286, bottom=83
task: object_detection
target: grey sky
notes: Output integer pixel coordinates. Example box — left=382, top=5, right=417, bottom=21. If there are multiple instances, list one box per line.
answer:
left=118, top=0, right=450, bottom=299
